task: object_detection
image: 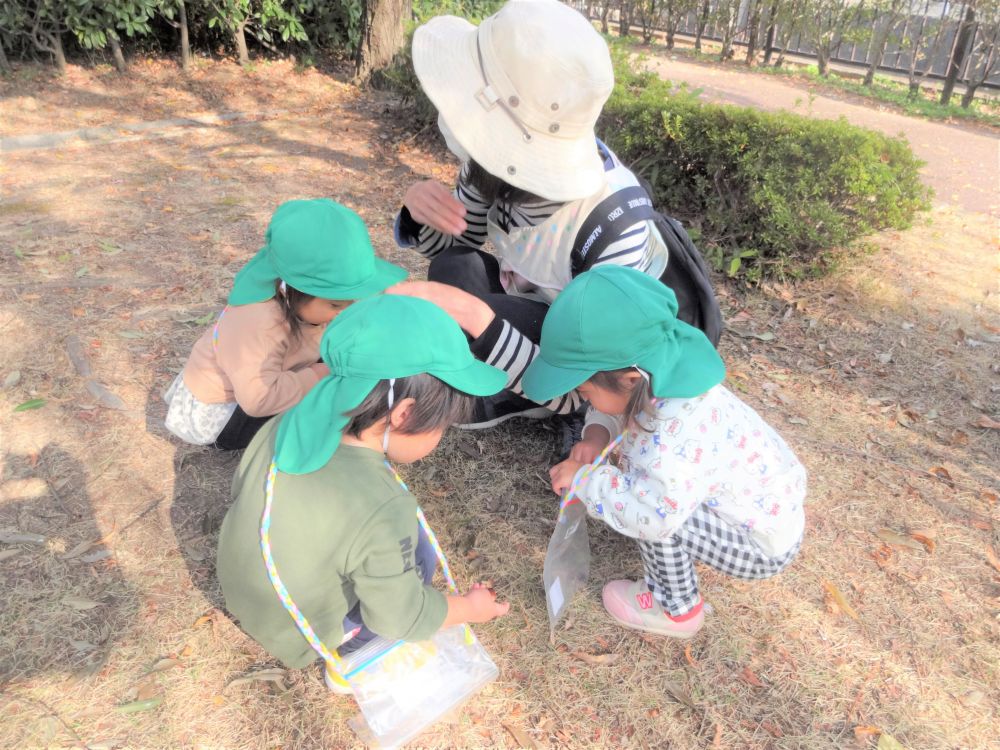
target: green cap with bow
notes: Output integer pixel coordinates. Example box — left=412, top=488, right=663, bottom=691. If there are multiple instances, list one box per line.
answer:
left=274, top=294, right=508, bottom=474
left=522, top=265, right=725, bottom=402
left=228, top=199, right=406, bottom=305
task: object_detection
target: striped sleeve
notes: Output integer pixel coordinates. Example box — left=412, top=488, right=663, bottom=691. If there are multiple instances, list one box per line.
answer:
left=590, top=220, right=655, bottom=272
left=404, top=163, right=491, bottom=259
left=482, top=319, right=582, bottom=415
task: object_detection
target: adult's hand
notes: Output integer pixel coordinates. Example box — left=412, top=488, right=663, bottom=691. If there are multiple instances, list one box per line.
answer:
left=404, top=180, right=468, bottom=236
left=387, top=281, right=495, bottom=339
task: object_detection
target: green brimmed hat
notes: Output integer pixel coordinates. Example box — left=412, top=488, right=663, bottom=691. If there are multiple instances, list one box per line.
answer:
left=227, top=199, right=406, bottom=305
left=274, top=295, right=508, bottom=474
left=522, top=266, right=725, bottom=402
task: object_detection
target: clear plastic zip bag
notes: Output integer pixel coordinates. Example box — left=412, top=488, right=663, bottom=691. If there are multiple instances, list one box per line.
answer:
left=543, top=498, right=591, bottom=639
left=340, top=625, right=498, bottom=748
left=543, top=433, right=624, bottom=639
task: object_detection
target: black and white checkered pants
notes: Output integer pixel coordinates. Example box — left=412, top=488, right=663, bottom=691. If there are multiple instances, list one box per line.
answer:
left=637, top=504, right=802, bottom=617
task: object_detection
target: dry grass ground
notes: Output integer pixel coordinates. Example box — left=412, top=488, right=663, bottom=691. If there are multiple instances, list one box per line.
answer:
left=1, top=59, right=998, bottom=749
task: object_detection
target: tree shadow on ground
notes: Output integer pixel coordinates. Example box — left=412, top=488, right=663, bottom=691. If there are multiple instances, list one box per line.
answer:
left=0, top=444, right=140, bottom=684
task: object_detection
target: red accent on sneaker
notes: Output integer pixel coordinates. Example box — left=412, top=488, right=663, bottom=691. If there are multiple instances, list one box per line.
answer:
left=635, top=591, right=654, bottom=610
left=666, top=600, right=704, bottom=623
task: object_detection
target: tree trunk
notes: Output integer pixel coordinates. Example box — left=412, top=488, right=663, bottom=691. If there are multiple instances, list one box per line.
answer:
left=960, top=81, right=979, bottom=108
left=0, top=42, right=10, bottom=73
left=355, top=0, right=411, bottom=83
left=940, top=4, right=976, bottom=106
left=817, top=41, right=830, bottom=76
left=619, top=1, right=632, bottom=37
left=745, top=0, right=761, bottom=65
left=600, top=2, right=611, bottom=33
left=51, top=32, right=66, bottom=73
left=235, top=19, right=249, bottom=66
left=762, top=0, right=778, bottom=65
left=694, top=0, right=709, bottom=50
left=179, top=0, right=191, bottom=70
left=109, top=35, right=127, bottom=73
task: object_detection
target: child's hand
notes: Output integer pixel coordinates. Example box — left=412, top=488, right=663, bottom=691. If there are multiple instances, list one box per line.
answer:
left=404, top=180, right=468, bottom=236
left=463, top=582, right=510, bottom=623
left=549, top=459, right=584, bottom=496
left=569, top=439, right=603, bottom=464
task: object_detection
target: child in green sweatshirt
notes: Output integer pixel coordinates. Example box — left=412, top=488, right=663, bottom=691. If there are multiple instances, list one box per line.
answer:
left=216, top=294, right=510, bottom=690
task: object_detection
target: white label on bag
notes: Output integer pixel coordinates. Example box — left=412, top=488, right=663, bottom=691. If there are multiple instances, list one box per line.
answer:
left=548, top=578, right=564, bottom=614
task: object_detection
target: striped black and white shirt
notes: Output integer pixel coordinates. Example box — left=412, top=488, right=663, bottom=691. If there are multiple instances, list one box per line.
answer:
left=395, top=153, right=662, bottom=415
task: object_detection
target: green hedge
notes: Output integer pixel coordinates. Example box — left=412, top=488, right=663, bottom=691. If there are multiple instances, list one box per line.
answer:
left=600, top=54, right=932, bottom=280
left=382, top=43, right=932, bottom=281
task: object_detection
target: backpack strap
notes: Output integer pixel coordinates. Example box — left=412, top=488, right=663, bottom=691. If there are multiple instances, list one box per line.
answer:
left=570, top=186, right=659, bottom=277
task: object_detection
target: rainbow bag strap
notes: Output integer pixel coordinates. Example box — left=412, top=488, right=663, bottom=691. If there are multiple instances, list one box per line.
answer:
left=260, top=457, right=467, bottom=668
left=559, top=433, right=626, bottom=513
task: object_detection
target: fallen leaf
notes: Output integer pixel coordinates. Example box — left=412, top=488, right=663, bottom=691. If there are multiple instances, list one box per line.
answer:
left=740, top=666, right=765, bottom=687
left=875, top=528, right=925, bottom=552
left=821, top=579, right=859, bottom=620
left=502, top=722, right=538, bottom=749
left=712, top=724, right=722, bottom=747
left=180, top=645, right=193, bottom=658
left=908, top=532, right=936, bottom=554
left=3, top=370, right=21, bottom=388
left=761, top=720, right=783, bottom=737
left=986, top=545, right=1000, bottom=574
left=62, top=595, right=102, bottom=610
left=950, top=430, right=969, bottom=447
left=927, top=466, right=954, bottom=487
left=134, top=679, right=160, bottom=702
left=982, top=490, right=998, bottom=506
left=13, top=398, right=46, bottom=412
left=145, top=658, right=182, bottom=674
left=570, top=651, right=620, bottom=666
left=116, top=697, right=163, bottom=714
left=972, top=415, right=1000, bottom=430
left=80, top=549, right=113, bottom=563
left=663, top=682, right=698, bottom=710
left=225, top=668, right=287, bottom=691
left=684, top=644, right=698, bottom=667
left=0, top=530, right=45, bottom=544
left=854, top=725, right=881, bottom=741
left=877, top=733, right=906, bottom=750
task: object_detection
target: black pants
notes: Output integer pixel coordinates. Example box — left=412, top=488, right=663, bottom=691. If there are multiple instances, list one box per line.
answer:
left=428, top=245, right=550, bottom=351
left=214, top=407, right=272, bottom=451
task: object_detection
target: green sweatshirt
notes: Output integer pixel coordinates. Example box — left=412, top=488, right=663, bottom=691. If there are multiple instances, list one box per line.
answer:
left=216, top=417, right=448, bottom=669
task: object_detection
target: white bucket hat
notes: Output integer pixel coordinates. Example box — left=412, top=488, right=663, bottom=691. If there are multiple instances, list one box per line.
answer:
left=412, top=0, right=614, bottom=202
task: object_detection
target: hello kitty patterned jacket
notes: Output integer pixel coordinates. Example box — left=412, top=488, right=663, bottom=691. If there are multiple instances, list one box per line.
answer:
left=578, top=385, right=806, bottom=558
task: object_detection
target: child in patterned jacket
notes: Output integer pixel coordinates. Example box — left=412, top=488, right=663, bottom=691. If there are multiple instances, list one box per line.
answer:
left=523, top=266, right=805, bottom=638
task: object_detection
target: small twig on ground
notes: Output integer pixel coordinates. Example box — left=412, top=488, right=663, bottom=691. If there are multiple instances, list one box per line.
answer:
left=118, top=496, right=164, bottom=537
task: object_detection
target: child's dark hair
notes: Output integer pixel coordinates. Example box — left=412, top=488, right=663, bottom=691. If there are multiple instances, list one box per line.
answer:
left=343, top=374, right=474, bottom=437
left=589, top=368, right=656, bottom=431
left=466, top=160, right=546, bottom=206
left=274, top=280, right=315, bottom=340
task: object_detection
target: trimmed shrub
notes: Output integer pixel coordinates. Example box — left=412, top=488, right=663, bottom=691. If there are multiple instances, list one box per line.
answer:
left=600, top=55, right=932, bottom=280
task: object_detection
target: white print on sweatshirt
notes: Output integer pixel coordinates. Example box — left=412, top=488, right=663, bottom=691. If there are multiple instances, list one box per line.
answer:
left=579, top=385, right=806, bottom=558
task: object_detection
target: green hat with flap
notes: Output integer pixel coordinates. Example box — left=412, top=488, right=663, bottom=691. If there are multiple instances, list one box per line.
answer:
left=228, top=198, right=406, bottom=305
left=275, top=294, right=508, bottom=474
left=522, top=265, right=725, bottom=402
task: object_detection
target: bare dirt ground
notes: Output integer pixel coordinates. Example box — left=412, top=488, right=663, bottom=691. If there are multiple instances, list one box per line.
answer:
left=1, top=59, right=998, bottom=749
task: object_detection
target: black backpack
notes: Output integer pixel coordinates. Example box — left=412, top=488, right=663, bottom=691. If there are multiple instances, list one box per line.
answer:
left=570, top=183, right=723, bottom=348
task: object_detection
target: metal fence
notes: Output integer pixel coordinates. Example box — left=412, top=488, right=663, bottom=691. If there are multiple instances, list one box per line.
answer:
left=572, top=1, right=1000, bottom=90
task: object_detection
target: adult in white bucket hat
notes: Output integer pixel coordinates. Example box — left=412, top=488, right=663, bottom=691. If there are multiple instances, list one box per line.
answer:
left=389, top=0, right=670, bottom=441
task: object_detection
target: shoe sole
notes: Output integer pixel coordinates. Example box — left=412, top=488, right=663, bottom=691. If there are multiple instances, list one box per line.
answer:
left=604, top=608, right=702, bottom=639
left=456, top=407, right=553, bottom=430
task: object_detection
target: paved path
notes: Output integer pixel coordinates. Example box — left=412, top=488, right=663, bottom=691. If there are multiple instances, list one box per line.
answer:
left=645, top=55, right=999, bottom=216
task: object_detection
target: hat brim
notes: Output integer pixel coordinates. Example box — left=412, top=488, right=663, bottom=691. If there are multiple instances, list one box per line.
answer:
left=228, top=251, right=406, bottom=306
left=434, top=357, right=509, bottom=398
left=412, top=16, right=606, bottom=202
left=522, top=355, right=595, bottom=404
